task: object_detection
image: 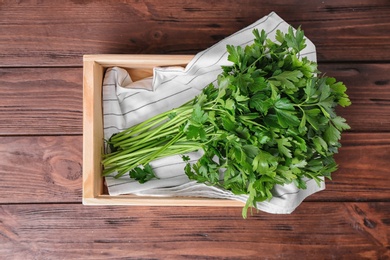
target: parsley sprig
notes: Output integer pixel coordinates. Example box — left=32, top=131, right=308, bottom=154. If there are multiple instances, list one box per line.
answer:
left=102, top=27, right=351, bottom=218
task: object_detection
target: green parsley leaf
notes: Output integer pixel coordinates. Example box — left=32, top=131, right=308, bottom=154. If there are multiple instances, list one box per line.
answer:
left=324, top=124, right=341, bottom=146
left=331, top=116, right=351, bottom=131
left=129, top=164, right=157, bottom=183
left=249, top=93, right=273, bottom=114
left=275, top=108, right=300, bottom=128
left=191, top=104, right=208, bottom=125
left=276, top=137, right=293, bottom=158
left=285, top=26, right=307, bottom=52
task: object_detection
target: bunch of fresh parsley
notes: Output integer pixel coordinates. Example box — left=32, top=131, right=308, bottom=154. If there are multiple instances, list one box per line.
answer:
left=103, top=27, right=351, bottom=218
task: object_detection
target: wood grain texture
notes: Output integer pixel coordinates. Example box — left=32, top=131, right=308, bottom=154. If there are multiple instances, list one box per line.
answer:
left=0, top=136, right=82, bottom=203
left=0, top=2, right=389, bottom=258
left=0, top=63, right=389, bottom=135
left=0, top=68, right=82, bottom=135
left=0, top=0, right=389, bottom=66
left=0, top=203, right=389, bottom=259
left=0, top=133, right=389, bottom=204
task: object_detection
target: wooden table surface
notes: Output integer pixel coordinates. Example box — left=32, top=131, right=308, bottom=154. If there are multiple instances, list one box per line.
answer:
left=1, top=1, right=389, bottom=259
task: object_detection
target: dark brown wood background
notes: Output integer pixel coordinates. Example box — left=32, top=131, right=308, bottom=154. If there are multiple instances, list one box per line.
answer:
left=1, top=0, right=389, bottom=258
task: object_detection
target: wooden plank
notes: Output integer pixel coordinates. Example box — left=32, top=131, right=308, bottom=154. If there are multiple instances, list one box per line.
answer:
left=0, top=136, right=82, bottom=204
left=0, top=0, right=389, bottom=66
left=0, top=203, right=389, bottom=258
left=0, top=133, right=389, bottom=204
left=0, top=63, right=389, bottom=135
left=0, top=68, right=83, bottom=135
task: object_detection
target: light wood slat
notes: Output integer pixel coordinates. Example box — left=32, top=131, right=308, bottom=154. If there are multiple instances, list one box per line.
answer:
left=0, top=63, right=389, bottom=135
left=0, top=203, right=389, bottom=259
left=0, top=133, right=389, bottom=204
left=0, top=0, right=389, bottom=66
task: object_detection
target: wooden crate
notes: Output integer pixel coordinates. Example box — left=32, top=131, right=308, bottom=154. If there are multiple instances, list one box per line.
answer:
left=82, top=54, right=243, bottom=206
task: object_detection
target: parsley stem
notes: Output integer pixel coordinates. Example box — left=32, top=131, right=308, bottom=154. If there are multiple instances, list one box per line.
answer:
left=111, top=105, right=193, bottom=143
left=103, top=141, right=203, bottom=177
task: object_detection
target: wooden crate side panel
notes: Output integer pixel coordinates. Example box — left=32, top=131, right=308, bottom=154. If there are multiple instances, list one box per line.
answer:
left=82, top=60, right=104, bottom=201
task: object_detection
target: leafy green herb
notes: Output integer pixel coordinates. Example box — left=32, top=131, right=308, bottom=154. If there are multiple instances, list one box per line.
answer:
left=129, top=164, right=156, bottom=183
left=102, top=27, right=351, bottom=218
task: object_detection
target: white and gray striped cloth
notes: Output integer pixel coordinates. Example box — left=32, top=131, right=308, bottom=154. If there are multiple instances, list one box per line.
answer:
left=102, top=12, right=324, bottom=214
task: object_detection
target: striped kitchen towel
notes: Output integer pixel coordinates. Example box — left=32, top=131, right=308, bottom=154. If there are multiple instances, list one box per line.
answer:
left=102, top=11, right=324, bottom=214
